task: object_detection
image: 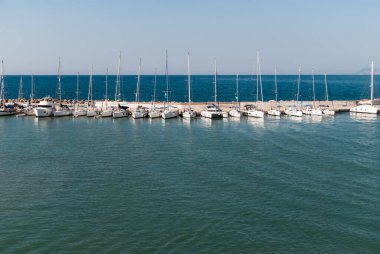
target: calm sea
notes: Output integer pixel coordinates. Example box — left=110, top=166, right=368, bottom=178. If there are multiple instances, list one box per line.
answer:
left=0, top=114, right=379, bottom=253
left=2, top=75, right=379, bottom=102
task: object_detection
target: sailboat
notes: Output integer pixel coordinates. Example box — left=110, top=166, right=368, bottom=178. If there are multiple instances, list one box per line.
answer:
left=267, top=68, right=281, bottom=116
left=100, top=69, right=113, bottom=117
left=54, top=58, right=72, bottom=117
left=201, top=59, right=227, bottom=119
left=248, top=52, right=265, bottom=118
left=350, top=61, right=378, bottom=114
left=131, top=58, right=148, bottom=119
left=0, top=60, right=16, bottom=116
left=86, top=64, right=99, bottom=117
left=17, top=76, right=25, bottom=105
left=113, top=52, right=129, bottom=118
left=162, top=51, right=179, bottom=119
left=182, top=53, right=196, bottom=118
left=322, top=73, right=335, bottom=115
left=148, top=68, right=162, bottom=118
left=284, top=66, right=303, bottom=117
left=302, top=70, right=322, bottom=116
left=73, top=72, right=87, bottom=117
left=25, top=75, right=36, bottom=116
left=229, top=74, right=242, bottom=117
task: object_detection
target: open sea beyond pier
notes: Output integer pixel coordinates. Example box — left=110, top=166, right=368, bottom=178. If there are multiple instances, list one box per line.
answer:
left=0, top=113, right=379, bottom=253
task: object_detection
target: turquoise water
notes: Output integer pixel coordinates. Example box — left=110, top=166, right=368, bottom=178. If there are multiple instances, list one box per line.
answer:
left=3, top=75, right=379, bottom=102
left=0, top=114, right=379, bottom=253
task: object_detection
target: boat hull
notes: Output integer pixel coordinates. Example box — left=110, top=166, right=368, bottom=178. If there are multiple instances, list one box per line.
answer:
left=34, top=107, right=53, bottom=117
left=182, top=110, right=196, bottom=118
left=162, top=110, right=178, bottom=119
left=54, top=110, right=72, bottom=117
left=73, top=109, right=87, bottom=117
left=113, top=110, right=128, bottom=118
left=229, top=110, right=242, bottom=118
left=267, top=109, right=281, bottom=116
left=86, top=110, right=98, bottom=117
left=100, top=110, right=113, bottom=117
left=248, top=110, right=264, bottom=118
left=201, top=110, right=222, bottom=119
left=284, top=108, right=303, bottom=117
left=132, top=111, right=148, bottom=119
left=350, top=105, right=378, bottom=114
left=0, top=110, right=16, bottom=116
left=149, top=110, right=161, bottom=118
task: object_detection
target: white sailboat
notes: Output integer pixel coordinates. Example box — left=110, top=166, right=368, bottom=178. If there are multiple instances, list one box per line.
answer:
left=148, top=68, right=162, bottom=118
left=86, top=65, right=99, bottom=117
left=73, top=72, right=87, bottom=117
left=162, top=51, right=179, bottom=119
left=350, top=61, right=378, bottom=114
left=113, top=52, right=129, bottom=118
left=322, top=73, right=335, bottom=115
left=100, top=69, right=113, bottom=117
left=229, top=74, right=242, bottom=117
left=54, top=58, right=72, bottom=117
left=302, top=70, right=323, bottom=116
left=0, top=60, right=16, bottom=116
left=201, top=59, right=227, bottom=119
left=267, top=68, right=281, bottom=116
left=132, top=58, right=148, bottom=119
left=248, top=52, right=265, bottom=118
left=284, top=66, right=303, bottom=117
left=182, top=53, right=196, bottom=119
left=25, top=75, right=36, bottom=116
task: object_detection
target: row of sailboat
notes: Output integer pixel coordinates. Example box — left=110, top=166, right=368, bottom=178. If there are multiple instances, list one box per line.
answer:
left=0, top=55, right=378, bottom=119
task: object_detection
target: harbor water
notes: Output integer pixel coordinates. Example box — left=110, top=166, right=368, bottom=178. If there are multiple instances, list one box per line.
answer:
left=0, top=114, right=379, bottom=253
left=2, top=74, right=379, bottom=102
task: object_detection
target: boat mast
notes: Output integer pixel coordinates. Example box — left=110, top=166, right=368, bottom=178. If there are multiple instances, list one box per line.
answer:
left=76, top=72, right=79, bottom=101
left=274, top=67, right=278, bottom=102
left=236, top=74, right=240, bottom=110
left=0, top=61, right=4, bottom=106
left=57, top=57, right=62, bottom=102
left=18, top=76, right=24, bottom=101
left=115, top=52, right=121, bottom=102
left=258, top=52, right=264, bottom=109
left=370, top=61, right=374, bottom=105
left=296, top=65, right=301, bottom=108
left=324, top=73, right=329, bottom=101
left=153, top=67, right=157, bottom=109
left=165, top=50, right=169, bottom=109
left=30, top=75, right=35, bottom=101
left=105, top=68, right=109, bottom=108
left=187, top=53, right=191, bottom=110
left=256, top=52, right=259, bottom=109
left=88, top=64, right=93, bottom=108
left=312, top=70, right=316, bottom=108
left=136, top=58, right=141, bottom=103
left=214, top=59, right=218, bottom=106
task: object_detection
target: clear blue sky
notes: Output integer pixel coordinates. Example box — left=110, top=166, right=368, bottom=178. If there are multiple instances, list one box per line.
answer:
left=1, top=0, right=380, bottom=74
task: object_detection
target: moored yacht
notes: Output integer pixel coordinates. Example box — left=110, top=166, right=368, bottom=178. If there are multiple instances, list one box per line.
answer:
left=34, top=97, right=55, bottom=117
left=182, top=53, right=196, bottom=119
left=201, top=59, right=227, bottom=119
left=248, top=52, right=265, bottom=118
left=285, top=66, right=303, bottom=117
left=131, top=58, right=148, bottom=119
left=267, top=68, right=281, bottom=116
left=161, top=51, right=179, bottom=120
left=350, top=62, right=378, bottom=114
left=229, top=74, right=242, bottom=118
left=0, top=61, right=16, bottom=116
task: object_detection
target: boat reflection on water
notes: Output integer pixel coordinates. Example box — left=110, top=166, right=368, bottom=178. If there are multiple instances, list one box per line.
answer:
left=246, top=115, right=265, bottom=128
left=350, top=112, right=378, bottom=122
